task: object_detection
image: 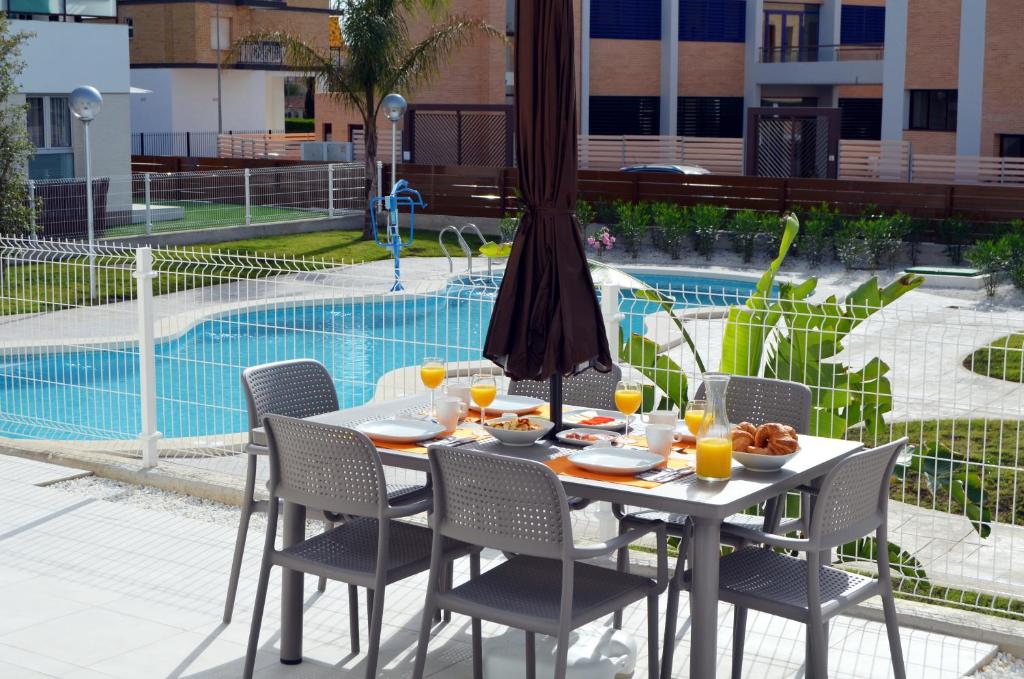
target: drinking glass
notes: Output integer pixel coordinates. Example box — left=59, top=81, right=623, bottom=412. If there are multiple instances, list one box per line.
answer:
left=614, top=379, right=643, bottom=439
left=684, top=399, right=708, bottom=436
left=470, top=374, right=497, bottom=425
left=420, top=356, right=446, bottom=417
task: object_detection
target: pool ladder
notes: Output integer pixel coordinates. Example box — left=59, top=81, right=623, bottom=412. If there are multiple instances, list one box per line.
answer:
left=439, top=223, right=493, bottom=276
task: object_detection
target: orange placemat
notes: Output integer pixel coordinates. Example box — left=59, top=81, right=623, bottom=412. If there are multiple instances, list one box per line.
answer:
left=544, top=450, right=696, bottom=489
left=377, top=428, right=487, bottom=455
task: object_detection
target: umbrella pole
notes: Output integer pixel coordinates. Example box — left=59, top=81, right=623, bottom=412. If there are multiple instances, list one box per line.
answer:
left=549, top=373, right=564, bottom=435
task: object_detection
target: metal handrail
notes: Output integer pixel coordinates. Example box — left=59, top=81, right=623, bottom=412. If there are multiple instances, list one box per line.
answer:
left=457, top=223, right=493, bottom=276
left=760, top=43, right=884, bottom=63
left=439, top=225, right=472, bottom=273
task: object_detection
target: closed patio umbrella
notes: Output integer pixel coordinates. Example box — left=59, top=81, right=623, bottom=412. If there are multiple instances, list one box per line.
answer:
left=482, top=0, right=612, bottom=430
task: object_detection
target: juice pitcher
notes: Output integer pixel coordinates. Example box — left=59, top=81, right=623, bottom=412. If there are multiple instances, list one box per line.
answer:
left=696, top=372, right=732, bottom=482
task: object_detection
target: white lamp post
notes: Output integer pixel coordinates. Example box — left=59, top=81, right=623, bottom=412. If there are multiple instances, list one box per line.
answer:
left=380, top=92, right=407, bottom=193
left=69, top=86, right=102, bottom=301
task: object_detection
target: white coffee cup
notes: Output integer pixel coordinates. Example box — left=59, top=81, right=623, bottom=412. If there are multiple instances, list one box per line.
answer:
left=446, top=383, right=472, bottom=412
left=646, top=424, right=683, bottom=459
left=434, top=397, right=464, bottom=435
left=643, top=410, right=679, bottom=427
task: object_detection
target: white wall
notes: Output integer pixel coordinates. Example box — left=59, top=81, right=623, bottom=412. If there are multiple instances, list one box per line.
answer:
left=14, top=20, right=131, bottom=180
left=130, top=68, right=285, bottom=133
left=14, top=21, right=130, bottom=94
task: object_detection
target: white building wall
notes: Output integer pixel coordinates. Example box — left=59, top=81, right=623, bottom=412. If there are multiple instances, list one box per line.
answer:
left=130, top=68, right=286, bottom=133
left=14, top=20, right=131, bottom=181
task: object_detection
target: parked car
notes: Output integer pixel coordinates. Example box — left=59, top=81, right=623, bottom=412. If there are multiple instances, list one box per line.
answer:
left=619, top=163, right=711, bottom=175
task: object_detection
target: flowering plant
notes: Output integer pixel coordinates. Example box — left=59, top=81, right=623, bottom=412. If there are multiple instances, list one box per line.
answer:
left=587, top=226, right=615, bottom=257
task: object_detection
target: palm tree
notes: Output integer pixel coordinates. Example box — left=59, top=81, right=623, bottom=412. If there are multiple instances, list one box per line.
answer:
left=237, top=1, right=500, bottom=237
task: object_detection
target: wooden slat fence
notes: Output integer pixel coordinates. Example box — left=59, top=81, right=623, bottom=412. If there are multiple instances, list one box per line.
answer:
left=216, top=133, right=316, bottom=160
left=398, top=163, right=1024, bottom=233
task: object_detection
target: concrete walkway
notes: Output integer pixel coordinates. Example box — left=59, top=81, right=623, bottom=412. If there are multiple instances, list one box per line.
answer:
left=0, top=465, right=999, bottom=679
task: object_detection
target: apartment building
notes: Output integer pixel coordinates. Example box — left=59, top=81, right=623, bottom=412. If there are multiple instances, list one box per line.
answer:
left=318, top=0, right=1024, bottom=166
left=6, top=2, right=131, bottom=180
left=120, top=0, right=332, bottom=134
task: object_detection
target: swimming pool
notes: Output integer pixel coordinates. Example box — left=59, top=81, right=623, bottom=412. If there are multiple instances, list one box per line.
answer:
left=0, top=271, right=759, bottom=441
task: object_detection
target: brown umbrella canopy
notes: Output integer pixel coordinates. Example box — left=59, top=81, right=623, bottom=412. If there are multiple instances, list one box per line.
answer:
left=482, top=0, right=612, bottom=383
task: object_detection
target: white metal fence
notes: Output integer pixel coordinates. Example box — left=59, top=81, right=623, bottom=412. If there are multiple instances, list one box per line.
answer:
left=26, top=163, right=365, bottom=240
left=0, top=236, right=1022, bottom=626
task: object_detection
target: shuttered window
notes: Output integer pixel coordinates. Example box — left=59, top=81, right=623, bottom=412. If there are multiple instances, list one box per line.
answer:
left=679, top=0, right=746, bottom=42
left=589, top=96, right=661, bottom=136
left=591, top=0, right=661, bottom=40
left=677, top=97, right=743, bottom=137
left=841, top=5, right=886, bottom=44
left=839, top=98, right=882, bottom=140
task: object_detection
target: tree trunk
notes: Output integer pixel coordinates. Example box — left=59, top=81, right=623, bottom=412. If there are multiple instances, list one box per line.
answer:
left=363, top=118, right=378, bottom=240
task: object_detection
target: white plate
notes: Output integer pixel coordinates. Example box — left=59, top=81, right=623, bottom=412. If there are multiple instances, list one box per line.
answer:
left=555, top=428, right=622, bottom=447
left=562, top=409, right=628, bottom=431
left=469, top=395, right=546, bottom=416
left=568, top=446, right=664, bottom=475
left=356, top=418, right=446, bottom=444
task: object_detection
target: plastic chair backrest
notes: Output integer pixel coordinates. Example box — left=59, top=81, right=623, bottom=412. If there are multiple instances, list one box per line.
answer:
left=263, top=415, right=386, bottom=519
left=508, top=365, right=623, bottom=411
left=695, top=375, right=812, bottom=434
left=241, top=359, right=339, bottom=433
left=428, top=446, right=571, bottom=561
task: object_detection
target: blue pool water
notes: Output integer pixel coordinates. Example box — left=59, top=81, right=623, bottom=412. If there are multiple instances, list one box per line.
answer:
left=0, top=272, right=759, bottom=440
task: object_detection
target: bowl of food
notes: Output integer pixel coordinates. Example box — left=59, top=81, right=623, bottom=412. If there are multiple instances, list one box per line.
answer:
left=730, top=422, right=801, bottom=472
left=483, top=415, right=555, bottom=446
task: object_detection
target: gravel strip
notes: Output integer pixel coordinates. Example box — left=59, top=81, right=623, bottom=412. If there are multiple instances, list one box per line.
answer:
left=973, top=653, right=1024, bottom=678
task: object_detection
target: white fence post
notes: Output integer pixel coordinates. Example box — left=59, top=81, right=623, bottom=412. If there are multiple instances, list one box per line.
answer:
left=376, top=160, right=384, bottom=196
left=134, top=246, right=161, bottom=468
left=243, top=168, right=252, bottom=225
left=327, top=164, right=335, bottom=217
left=144, top=173, right=153, bottom=235
left=27, top=179, right=36, bottom=237
left=601, top=282, right=622, bottom=364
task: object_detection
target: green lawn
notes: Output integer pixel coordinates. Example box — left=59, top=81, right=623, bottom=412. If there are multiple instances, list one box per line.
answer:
left=103, top=202, right=322, bottom=237
left=964, top=332, right=1024, bottom=383
left=0, top=230, right=472, bottom=315
left=862, top=418, right=1024, bottom=525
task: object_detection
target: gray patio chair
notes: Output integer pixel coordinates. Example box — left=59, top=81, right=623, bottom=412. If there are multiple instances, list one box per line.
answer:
left=509, top=364, right=622, bottom=510
left=508, top=364, right=622, bottom=410
left=411, top=445, right=668, bottom=679
left=612, top=375, right=813, bottom=627
left=242, top=415, right=476, bottom=679
left=673, top=437, right=909, bottom=679
left=225, top=359, right=429, bottom=628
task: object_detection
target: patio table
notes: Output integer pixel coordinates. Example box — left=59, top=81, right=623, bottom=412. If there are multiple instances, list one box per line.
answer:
left=253, top=395, right=862, bottom=678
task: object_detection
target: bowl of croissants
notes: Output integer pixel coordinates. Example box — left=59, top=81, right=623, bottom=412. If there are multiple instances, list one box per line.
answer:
left=730, top=421, right=800, bottom=471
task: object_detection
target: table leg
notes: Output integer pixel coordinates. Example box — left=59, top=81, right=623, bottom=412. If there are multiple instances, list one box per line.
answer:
left=280, top=501, right=306, bottom=664
left=689, top=517, right=722, bottom=678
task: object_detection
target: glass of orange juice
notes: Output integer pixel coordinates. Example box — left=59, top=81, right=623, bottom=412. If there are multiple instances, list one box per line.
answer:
left=420, top=356, right=446, bottom=417
left=684, top=399, right=707, bottom=436
left=470, top=374, right=497, bottom=425
left=614, top=379, right=643, bottom=439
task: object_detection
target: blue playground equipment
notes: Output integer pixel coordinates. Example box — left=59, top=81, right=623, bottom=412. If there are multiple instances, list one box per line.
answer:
left=369, top=178, right=426, bottom=291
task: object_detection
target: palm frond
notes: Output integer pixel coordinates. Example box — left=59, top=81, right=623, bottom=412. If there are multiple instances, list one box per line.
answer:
left=383, top=17, right=503, bottom=106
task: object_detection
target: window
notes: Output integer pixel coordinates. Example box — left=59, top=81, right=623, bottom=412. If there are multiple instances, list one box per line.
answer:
left=680, top=0, right=746, bottom=42
left=841, top=5, right=886, bottom=44
left=909, top=90, right=957, bottom=132
left=26, top=95, right=74, bottom=180
left=590, top=0, right=660, bottom=40
left=677, top=97, right=743, bottom=137
left=211, top=16, right=231, bottom=51
left=589, top=96, right=660, bottom=136
left=1001, top=135, right=1024, bottom=158
left=839, top=98, right=882, bottom=140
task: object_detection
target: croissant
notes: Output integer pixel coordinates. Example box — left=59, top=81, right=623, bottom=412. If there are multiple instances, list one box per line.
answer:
left=754, top=422, right=788, bottom=449
left=731, top=422, right=757, bottom=451
left=768, top=436, right=799, bottom=455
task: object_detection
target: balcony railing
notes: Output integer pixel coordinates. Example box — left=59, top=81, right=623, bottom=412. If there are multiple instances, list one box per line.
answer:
left=760, top=43, right=884, bottom=63
left=238, top=41, right=284, bottom=67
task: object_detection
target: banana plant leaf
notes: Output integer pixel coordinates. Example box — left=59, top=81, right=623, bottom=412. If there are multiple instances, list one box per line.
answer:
left=719, top=213, right=800, bottom=375
left=894, top=443, right=993, bottom=538
left=621, top=332, right=688, bottom=410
